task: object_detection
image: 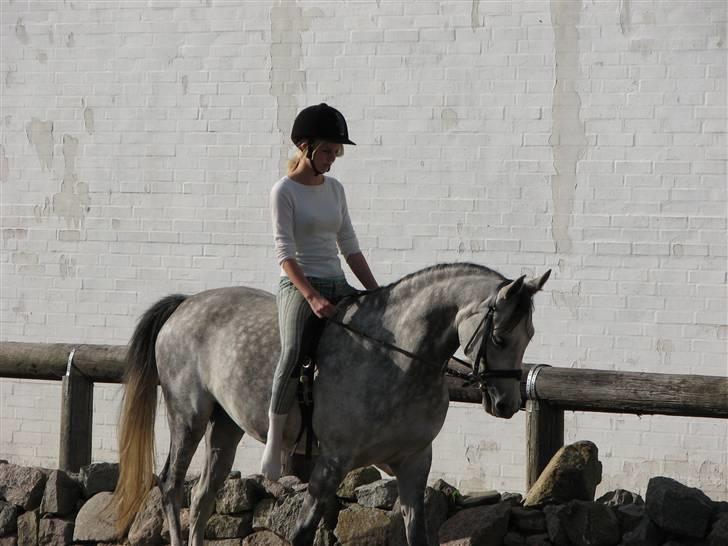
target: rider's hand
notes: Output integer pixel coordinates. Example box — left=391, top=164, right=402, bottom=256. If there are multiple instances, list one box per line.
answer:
left=306, top=293, right=336, bottom=318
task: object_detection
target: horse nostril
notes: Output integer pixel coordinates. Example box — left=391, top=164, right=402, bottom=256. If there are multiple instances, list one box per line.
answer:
left=495, top=400, right=507, bottom=414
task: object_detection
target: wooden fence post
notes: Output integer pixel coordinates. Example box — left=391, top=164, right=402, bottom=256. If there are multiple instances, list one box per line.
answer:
left=59, top=349, right=93, bottom=472
left=525, top=400, right=564, bottom=490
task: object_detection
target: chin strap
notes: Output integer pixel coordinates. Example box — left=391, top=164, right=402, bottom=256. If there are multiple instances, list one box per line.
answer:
left=306, top=140, right=323, bottom=176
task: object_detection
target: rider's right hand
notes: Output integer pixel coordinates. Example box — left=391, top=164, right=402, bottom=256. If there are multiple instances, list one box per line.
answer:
left=306, top=293, right=336, bottom=318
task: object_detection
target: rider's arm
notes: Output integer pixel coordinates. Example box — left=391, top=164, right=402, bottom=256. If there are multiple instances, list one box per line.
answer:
left=280, top=259, right=336, bottom=318
left=345, top=252, right=378, bottom=291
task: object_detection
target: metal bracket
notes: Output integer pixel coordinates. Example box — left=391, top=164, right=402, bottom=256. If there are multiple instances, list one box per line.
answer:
left=525, top=364, right=550, bottom=400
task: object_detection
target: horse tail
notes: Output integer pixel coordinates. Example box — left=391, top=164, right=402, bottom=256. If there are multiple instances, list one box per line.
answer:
left=113, top=294, right=187, bottom=532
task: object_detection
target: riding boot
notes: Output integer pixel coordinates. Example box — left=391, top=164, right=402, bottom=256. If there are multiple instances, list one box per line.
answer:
left=260, top=411, right=287, bottom=481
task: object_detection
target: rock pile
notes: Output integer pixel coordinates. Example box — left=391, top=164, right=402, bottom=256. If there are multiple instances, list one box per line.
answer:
left=0, top=445, right=727, bottom=546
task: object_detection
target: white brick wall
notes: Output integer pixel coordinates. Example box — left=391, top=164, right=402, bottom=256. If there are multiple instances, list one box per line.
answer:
left=1, top=0, right=726, bottom=501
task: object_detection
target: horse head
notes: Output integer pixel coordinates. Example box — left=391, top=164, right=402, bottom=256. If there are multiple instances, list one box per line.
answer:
left=457, top=269, right=551, bottom=418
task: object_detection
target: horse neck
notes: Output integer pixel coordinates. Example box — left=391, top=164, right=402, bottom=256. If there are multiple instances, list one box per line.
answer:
left=380, top=268, right=504, bottom=367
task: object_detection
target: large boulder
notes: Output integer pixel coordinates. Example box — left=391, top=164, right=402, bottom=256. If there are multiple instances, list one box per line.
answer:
left=242, top=530, right=289, bottom=546
left=216, top=478, right=260, bottom=515
left=708, top=512, right=728, bottom=546
left=439, top=501, right=510, bottom=546
left=205, top=514, right=254, bottom=540
left=524, top=441, right=602, bottom=507
left=336, top=467, right=382, bottom=500
left=544, top=500, right=620, bottom=546
left=620, top=516, right=664, bottom=546
left=40, top=470, right=80, bottom=517
left=596, top=489, right=643, bottom=507
left=354, top=480, right=399, bottom=510
left=128, top=486, right=164, bottom=546
left=17, top=510, right=39, bottom=546
left=72, top=491, right=121, bottom=543
left=38, top=517, right=74, bottom=546
left=0, top=502, right=18, bottom=537
left=645, top=476, right=715, bottom=539
left=79, top=463, right=119, bottom=498
left=334, top=505, right=399, bottom=545
left=0, top=465, right=47, bottom=511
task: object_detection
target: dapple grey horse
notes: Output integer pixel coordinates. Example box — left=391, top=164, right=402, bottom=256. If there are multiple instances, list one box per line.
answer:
left=113, top=263, right=550, bottom=545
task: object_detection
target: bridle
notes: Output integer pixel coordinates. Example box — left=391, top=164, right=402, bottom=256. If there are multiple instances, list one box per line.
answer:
left=327, top=291, right=523, bottom=390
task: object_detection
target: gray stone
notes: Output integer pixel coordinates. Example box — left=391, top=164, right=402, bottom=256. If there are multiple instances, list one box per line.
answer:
left=334, top=505, right=399, bottom=545
left=0, top=535, right=17, bottom=546
left=543, top=504, right=569, bottom=546
left=72, top=491, right=121, bottom=543
left=616, top=503, right=645, bottom=534
left=432, top=478, right=460, bottom=511
left=500, top=492, right=524, bottom=507
left=354, top=479, right=398, bottom=510
left=620, top=516, right=664, bottom=546
left=216, top=478, right=260, bottom=515
left=16, top=511, right=38, bottom=546
left=242, top=530, right=289, bottom=546
left=0, top=502, right=18, bottom=537
left=439, top=501, right=511, bottom=546
left=0, top=464, right=47, bottom=511
left=128, top=486, right=164, bottom=546
left=546, top=500, right=619, bottom=546
left=645, top=476, right=715, bottom=539
left=524, top=441, right=602, bottom=507
left=205, top=514, right=253, bottom=540
left=40, top=470, right=80, bottom=517
left=336, top=467, right=382, bottom=500
left=205, top=540, right=243, bottom=546
left=503, top=531, right=527, bottom=546
left=456, top=490, right=501, bottom=509
left=79, top=463, right=119, bottom=498
left=250, top=475, right=293, bottom=502
left=511, top=506, right=547, bottom=534
left=278, top=476, right=302, bottom=489
left=708, top=512, right=728, bottom=546
left=525, top=533, right=552, bottom=545
left=252, top=498, right=275, bottom=531
left=268, top=493, right=305, bottom=540
left=596, top=489, right=643, bottom=507
left=38, top=518, right=74, bottom=546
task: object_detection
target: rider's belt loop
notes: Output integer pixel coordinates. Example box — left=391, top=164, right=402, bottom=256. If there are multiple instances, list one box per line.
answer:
left=525, top=364, right=550, bottom=401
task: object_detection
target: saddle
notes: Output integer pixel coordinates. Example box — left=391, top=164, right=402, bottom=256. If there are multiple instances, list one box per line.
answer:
left=289, top=292, right=367, bottom=460
left=289, top=315, right=327, bottom=460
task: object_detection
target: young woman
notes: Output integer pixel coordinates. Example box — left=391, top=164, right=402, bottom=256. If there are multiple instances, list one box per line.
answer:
left=261, top=103, right=378, bottom=480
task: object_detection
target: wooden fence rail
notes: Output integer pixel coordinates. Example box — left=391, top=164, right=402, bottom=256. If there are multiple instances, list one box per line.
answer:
left=2, top=341, right=727, bottom=488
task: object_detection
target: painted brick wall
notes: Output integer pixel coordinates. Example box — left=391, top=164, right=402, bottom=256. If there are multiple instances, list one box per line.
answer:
left=1, top=0, right=726, bottom=501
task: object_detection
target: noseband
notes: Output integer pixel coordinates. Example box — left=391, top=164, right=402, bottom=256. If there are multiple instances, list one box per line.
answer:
left=458, top=304, right=523, bottom=388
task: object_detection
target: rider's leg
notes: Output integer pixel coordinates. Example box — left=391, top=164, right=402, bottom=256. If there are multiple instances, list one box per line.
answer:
left=260, top=278, right=313, bottom=480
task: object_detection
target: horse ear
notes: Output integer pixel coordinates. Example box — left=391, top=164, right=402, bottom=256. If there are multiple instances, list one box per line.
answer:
left=525, top=269, right=551, bottom=293
left=496, top=275, right=526, bottom=304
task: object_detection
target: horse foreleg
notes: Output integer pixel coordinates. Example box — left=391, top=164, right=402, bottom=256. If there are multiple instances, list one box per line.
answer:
left=291, top=455, right=344, bottom=546
left=188, top=406, right=244, bottom=546
left=391, top=445, right=432, bottom=546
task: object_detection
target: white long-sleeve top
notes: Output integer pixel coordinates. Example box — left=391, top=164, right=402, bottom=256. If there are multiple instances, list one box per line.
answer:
left=270, top=176, right=361, bottom=278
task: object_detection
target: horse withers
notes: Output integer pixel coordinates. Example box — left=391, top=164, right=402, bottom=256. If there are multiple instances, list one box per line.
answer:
left=112, top=263, right=550, bottom=546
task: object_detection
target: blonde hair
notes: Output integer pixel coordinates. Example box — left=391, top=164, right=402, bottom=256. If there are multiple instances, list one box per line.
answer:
left=287, top=140, right=344, bottom=175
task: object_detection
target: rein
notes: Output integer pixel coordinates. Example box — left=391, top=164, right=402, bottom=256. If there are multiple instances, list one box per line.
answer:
left=327, top=301, right=522, bottom=388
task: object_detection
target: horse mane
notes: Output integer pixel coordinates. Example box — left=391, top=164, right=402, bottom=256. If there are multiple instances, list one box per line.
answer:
left=388, top=262, right=505, bottom=289
left=339, top=262, right=506, bottom=308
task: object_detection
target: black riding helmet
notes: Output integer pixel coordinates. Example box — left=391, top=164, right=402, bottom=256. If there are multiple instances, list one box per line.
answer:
left=291, top=103, right=356, bottom=146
